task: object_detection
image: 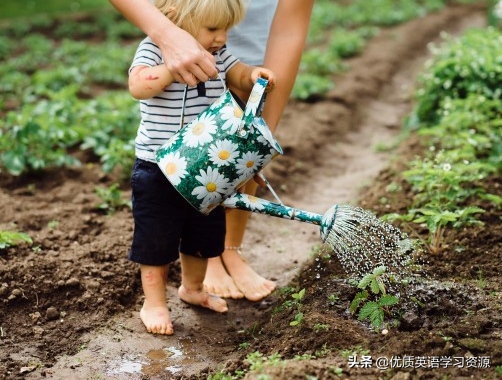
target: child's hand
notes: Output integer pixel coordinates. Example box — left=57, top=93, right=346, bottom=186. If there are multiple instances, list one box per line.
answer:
left=251, top=68, right=276, bottom=92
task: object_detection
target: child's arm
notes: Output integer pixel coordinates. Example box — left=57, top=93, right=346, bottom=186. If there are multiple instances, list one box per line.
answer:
left=129, top=65, right=175, bottom=100
left=226, top=62, right=276, bottom=93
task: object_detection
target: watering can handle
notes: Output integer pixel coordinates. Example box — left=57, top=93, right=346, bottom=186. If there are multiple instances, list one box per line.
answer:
left=239, top=76, right=268, bottom=132
left=257, top=172, right=284, bottom=205
left=179, top=74, right=268, bottom=133
left=179, top=74, right=228, bottom=130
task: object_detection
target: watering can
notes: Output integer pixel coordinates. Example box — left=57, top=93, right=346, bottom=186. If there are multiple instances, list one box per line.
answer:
left=155, top=76, right=283, bottom=215
left=155, top=75, right=413, bottom=281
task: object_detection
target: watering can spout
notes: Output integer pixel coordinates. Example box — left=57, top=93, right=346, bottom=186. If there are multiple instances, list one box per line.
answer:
left=222, top=193, right=338, bottom=242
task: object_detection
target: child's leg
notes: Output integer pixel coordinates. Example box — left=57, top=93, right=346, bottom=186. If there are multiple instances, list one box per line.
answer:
left=139, top=264, right=173, bottom=335
left=178, top=253, right=228, bottom=313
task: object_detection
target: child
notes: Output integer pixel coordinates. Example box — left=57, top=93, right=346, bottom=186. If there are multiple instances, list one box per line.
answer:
left=128, top=0, right=276, bottom=335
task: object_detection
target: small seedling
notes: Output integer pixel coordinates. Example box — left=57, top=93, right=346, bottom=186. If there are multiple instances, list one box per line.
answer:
left=477, top=269, right=488, bottom=290
left=0, top=230, right=32, bottom=249
left=328, top=293, right=339, bottom=306
left=290, top=312, right=304, bottom=327
left=289, top=288, right=306, bottom=327
left=95, top=183, right=131, bottom=214
left=47, top=220, right=59, bottom=229
left=313, top=323, right=329, bottom=333
left=238, top=342, right=251, bottom=350
left=349, top=266, right=399, bottom=329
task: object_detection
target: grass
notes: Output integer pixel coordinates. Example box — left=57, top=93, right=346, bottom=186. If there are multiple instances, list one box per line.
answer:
left=0, top=0, right=111, bottom=20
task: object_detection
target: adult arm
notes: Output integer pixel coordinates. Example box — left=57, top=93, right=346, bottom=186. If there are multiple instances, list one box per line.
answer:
left=108, top=0, right=217, bottom=86
left=261, top=0, right=315, bottom=131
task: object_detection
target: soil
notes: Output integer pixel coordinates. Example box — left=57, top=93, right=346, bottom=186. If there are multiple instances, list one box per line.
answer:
left=1, top=2, right=501, bottom=380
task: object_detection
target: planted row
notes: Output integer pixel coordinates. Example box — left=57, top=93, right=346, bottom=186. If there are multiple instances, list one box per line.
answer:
left=384, top=27, right=502, bottom=253
left=292, top=0, right=480, bottom=100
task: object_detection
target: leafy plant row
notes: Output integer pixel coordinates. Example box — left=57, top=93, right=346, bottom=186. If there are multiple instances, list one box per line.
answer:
left=383, top=27, right=502, bottom=254
left=0, top=1, right=484, bottom=178
left=0, top=11, right=140, bottom=177
left=292, top=0, right=480, bottom=100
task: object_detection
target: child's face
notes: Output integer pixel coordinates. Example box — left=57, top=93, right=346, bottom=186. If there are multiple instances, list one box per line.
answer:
left=195, top=25, right=228, bottom=53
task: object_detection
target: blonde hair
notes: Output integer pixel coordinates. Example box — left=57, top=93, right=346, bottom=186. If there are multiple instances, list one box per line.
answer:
left=154, top=0, right=246, bottom=36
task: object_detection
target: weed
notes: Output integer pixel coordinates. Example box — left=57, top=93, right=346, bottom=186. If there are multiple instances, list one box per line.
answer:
left=238, top=342, right=251, bottom=350
left=238, top=323, right=261, bottom=340
left=313, top=323, right=329, bottom=333
left=47, top=220, right=59, bottom=229
left=329, top=366, right=343, bottom=377
left=328, top=293, right=339, bottom=306
left=477, top=269, right=488, bottom=290
left=340, top=345, right=369, bottom=358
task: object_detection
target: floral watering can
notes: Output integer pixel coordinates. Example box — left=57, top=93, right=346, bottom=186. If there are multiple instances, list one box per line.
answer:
left=155, top=76, right=283, bottom=215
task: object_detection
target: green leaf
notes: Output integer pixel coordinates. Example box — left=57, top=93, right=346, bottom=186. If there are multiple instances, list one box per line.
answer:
left=378, top=295, right=399, bottom=306
left=358, top=274, right=373, bottom=289
left=370, top=279, right=381, bottom=294
left=349, top=291, right=368, bottom=314
left=358, top=302, right=379, bottom=320
left=372, top=266, right=386, bottom=276
left=369, top=308, right=385, bottom=328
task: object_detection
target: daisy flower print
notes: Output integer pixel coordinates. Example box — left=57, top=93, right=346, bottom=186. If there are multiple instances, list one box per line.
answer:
left=208, top=139, right=239, bottom=167
left=235, top=151, right=263, bottom=177
left=184, top=113, right=217, bottom=148
left=244, top=82, right=265, bottom=118
left=239, top=194, right=265, bottom=211
left=220, top=103, right=244, bottom=134
left=192, top=167, right=230, bottom=204
left=160, top=151, right=188, bottom=186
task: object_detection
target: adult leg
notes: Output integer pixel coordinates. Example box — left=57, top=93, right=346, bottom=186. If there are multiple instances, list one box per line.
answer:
left=205, top=179, right=276, bottom=302
left=178, top=253, right=228, bottom=312
left=139, top=264, right=173, bottom=335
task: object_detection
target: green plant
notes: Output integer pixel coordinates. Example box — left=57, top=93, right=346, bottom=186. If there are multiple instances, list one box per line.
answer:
left=477, top=269, right=488, bottom=290
left=414, top=28, right=502, bottom=124
left=94, top=183, right=131, bottom=214
left=349, top=266, right=399, bottom=329
left=289, top=288, right=306, bottom=327
left=47, top=220, right=59, bottom=229
left=340, top=345, right=370, bottom=359
left=313, top=323, right=329, bottom=333
left=0, top=230, right=33, bottom=249
left=328, top=293, right=339, bottom=306
left=238, top=342, right=251, bottom=350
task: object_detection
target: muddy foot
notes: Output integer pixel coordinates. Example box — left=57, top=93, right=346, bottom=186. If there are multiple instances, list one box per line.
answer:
left=140, top=304, right=174, bottom=335
left=178, top=285, right=228, bottom=313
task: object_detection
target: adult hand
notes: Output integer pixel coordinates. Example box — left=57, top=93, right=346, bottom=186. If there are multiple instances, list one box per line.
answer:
left=159, top=27, right=218, bottom=86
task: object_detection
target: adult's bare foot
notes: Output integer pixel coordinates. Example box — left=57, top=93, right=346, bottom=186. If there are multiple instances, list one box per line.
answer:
left=203, top=257, right=244, bottom=299
left=178, top=284, right=228, bottom=313
left=140, top=302, right=173, bottom=335
left=222, top=248, right=276, bottom=302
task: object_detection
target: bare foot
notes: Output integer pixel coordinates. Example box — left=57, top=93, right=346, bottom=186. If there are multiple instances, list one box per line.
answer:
left=140, top=302, right=173, bottom=335
left=222, top=248, right=276, bottom=302
left=204, top=257, right=244, bottom=299
left=178, top=285, right=228, bottom=313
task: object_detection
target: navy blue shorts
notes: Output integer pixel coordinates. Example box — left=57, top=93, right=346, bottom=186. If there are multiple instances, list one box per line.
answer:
left=129, top=159, right=226, bottom=266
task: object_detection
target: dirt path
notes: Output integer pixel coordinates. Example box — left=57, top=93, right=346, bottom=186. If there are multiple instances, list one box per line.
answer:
left=0, top=3, right=487, bottom=380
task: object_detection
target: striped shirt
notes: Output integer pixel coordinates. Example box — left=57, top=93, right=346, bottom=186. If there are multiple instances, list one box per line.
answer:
left=130, top=37, right=239, bottom=162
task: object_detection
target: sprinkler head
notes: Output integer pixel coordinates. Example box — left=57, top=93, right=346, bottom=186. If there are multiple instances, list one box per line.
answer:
left=320, top=204, right=339, bottom=242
